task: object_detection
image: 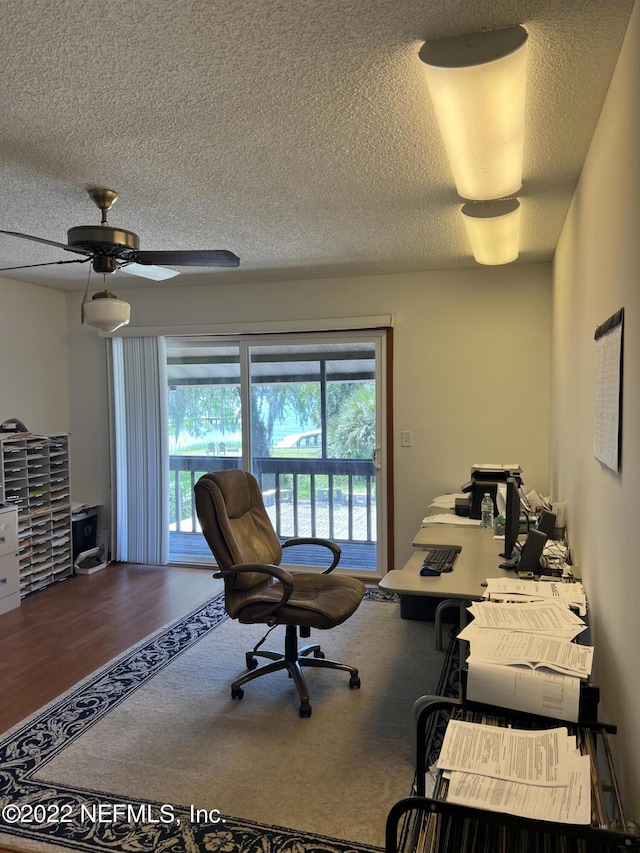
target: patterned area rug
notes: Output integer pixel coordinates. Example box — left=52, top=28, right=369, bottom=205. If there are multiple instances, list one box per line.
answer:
left=0, top=588, right=459, bottom=853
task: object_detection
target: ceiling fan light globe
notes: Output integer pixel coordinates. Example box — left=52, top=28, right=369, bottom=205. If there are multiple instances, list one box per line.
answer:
left=84, top=291, right=131, bottom=333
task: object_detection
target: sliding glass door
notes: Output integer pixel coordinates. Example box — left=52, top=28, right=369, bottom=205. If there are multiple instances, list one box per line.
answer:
left=166, top=331, right=388, bottom=576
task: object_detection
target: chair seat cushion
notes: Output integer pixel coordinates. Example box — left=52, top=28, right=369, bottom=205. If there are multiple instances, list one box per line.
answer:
left=233, top=573, right=366, bottom=630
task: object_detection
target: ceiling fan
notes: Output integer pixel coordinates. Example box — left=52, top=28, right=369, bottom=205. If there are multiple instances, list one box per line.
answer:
left=0, top=186, right=240, bottom=281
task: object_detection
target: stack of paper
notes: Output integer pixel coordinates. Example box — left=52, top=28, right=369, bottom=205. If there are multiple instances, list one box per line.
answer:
left=421, top=513, right=481, bottom=526
left=460, top=625, right=594, bottom=678
left=467, top=599, right=588, bottom=639
left=429, top=493, right=467, bottom=509
left=460, top=597, right=592, bottom=721
left=483, top=577, right=587, bottom=615
left=437, top=719, right=591, bottom=824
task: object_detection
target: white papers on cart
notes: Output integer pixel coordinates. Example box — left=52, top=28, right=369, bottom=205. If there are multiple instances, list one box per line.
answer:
left=437, top=719, right=590, bottom=823
left=466, top=660, right=582, bottom=722
left=446, top=751, right=591, bottom=824
left=462, top=627, right=593, bottom=678
left=467, top=600, right=588, bottom=640
left=483, top=578, right=587, bottom=615
left=436, top=719, right=572, bottom=786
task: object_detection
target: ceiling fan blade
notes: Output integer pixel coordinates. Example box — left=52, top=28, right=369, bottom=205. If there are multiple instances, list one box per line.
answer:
left=0, top=228, right=92, bottom=257
left=0, top=258, right=92, bottom=272
left=120, top=262, right=180, bottom=281
left=132, top=249, right=240, bottom=268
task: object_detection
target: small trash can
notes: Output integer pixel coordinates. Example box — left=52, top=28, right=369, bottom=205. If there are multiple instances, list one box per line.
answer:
left=72, top=511, right=98, bottom=561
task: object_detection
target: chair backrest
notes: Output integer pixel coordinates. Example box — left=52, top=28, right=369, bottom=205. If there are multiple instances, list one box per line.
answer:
left=194, top=469, right=283, bottom=590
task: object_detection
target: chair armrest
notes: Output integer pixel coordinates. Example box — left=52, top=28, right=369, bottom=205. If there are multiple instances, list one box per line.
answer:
left=281, top=537, right=341, bottom=573
left=213, top=563, right=295, bottom=623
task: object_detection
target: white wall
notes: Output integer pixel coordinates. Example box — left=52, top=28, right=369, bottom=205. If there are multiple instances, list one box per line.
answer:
left=67, top=262, right=552, bottom=569
left=551, top=1, right=640, bottom=815
left=0, top=278, right=70, bottom=434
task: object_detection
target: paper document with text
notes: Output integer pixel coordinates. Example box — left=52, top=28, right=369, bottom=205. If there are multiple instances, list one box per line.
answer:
left=466, top=661, right=581, bottom=722
left=463, top=627, right=593, bottom=677
left=446, top=751, right=591, bottom=824
left=436, top=719, right=572, bottom=786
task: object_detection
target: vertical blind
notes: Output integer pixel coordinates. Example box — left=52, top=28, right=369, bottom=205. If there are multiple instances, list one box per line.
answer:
left=110, top=336, right=169, bottom=564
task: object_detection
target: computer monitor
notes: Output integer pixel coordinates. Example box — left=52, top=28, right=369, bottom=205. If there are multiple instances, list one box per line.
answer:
left=500, top=477, right=521, bottom=560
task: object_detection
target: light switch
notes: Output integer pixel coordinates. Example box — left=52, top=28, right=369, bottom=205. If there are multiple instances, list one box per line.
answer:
left=401, top=431, right=412, bottom=447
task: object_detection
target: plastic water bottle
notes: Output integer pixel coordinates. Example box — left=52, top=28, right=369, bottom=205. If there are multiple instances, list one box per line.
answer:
left=481, top=493, right=494, bottom=529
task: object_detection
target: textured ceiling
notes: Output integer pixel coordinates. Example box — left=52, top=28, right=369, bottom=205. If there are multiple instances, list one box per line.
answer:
left=0, top=0, right=635, bottom=291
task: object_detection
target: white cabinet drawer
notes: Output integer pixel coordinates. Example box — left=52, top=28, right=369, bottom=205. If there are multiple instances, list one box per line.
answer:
left=0, top=509, right=18, bottom=557
left=0, top=551, right=20, bottom=599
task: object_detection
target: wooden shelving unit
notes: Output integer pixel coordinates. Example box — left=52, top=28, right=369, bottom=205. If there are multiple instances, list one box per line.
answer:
left=0, top=433, right=72, bottom=596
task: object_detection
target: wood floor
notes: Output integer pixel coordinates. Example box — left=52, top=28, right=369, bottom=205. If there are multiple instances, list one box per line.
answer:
left=0, top=562, right=221, bottom=735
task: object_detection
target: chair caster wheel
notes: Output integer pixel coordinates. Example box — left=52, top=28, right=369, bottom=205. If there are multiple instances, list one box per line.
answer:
left=313, top=650, right=325, bottom=659
left=231, top=687, right=244, bottom=700
left=299, top=703, right=312, bottom=718
left=246, top=655, right=259, bottom=670
left=349, top=675, right=361, bottom=689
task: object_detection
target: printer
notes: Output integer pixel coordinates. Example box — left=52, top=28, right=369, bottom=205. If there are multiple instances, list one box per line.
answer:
left=461, top=464, right=523, bottom=519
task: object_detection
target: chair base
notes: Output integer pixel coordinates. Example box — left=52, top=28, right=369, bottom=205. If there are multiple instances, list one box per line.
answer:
left=231, top=624, right=360, bottom=717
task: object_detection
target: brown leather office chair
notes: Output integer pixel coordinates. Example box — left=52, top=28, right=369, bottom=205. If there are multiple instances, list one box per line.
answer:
left=194, top=469, right=366, bottom=717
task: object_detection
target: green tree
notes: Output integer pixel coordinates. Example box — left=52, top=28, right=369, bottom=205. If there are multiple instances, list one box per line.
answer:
left=168, top=386, right=240, bottom=449
left=251, top=382, right=320, bottom=456
left=327, top=383, right=376, bottom=458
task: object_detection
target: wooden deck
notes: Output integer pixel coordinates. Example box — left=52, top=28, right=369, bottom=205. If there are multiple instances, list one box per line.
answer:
left=169, top=531, right=377, bottom=571
left=171, top=499, right=378, bottom=570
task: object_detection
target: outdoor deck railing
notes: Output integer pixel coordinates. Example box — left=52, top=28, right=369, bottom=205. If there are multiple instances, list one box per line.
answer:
left=170, top=454, right=377, bottom=543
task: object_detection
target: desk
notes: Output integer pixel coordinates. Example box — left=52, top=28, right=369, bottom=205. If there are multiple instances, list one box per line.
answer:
left=380, top=524, right=503, bottom=601
left=379, top=525, right=504, bottom=642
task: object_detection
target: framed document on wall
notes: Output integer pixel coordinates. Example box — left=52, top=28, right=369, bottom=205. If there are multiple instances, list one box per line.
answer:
left=594, top=308, right=624, bottom=472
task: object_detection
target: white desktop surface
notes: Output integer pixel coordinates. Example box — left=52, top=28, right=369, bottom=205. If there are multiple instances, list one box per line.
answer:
left=380, top=525, right=505, bottom=600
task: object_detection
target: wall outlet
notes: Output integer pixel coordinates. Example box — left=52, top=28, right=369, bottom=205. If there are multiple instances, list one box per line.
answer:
left=401, top=431, right=412, bottom=447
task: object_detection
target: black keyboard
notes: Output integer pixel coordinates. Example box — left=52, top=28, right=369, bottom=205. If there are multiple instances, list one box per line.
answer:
left=420, top=545, right=461, bottom=575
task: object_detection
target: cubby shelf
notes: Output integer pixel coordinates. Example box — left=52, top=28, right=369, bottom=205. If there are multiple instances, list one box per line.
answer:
left=0, top=434, right=72, bottom=597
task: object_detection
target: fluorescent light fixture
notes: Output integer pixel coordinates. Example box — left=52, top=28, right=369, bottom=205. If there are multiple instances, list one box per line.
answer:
left=83, top=290, right=131, bottom=332
left=419, top=26, right=528, bottom=200
left=461, top=198, right=521, bottom=265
